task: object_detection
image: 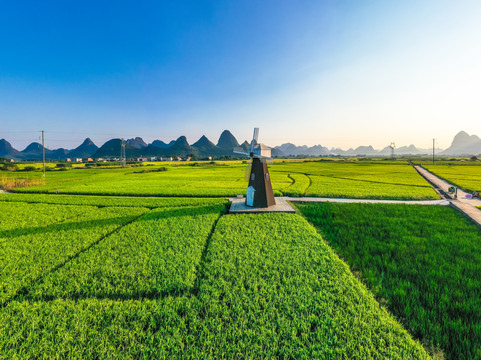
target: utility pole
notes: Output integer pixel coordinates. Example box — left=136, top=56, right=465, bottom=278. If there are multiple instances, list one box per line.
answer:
left=390, top=142, right=396, bottom=160
left=121, top=138, right=126, bottom=167
left=42, top=130, right=46, bottom=177
left=432, top=138, right=436, bottom=165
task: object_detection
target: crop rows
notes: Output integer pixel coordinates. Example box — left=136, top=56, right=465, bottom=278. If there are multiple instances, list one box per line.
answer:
left=0, top=204, right=148, bottom=305
left=0, top=192, right=228, bottom=208
left=0, top=202, right=96, bottom=234
left=187, top=213, right=429, bottom=358
left=26, top=204, right=224, bottom=301
left=0, top=200, right=430, bottom=358
left=278, top=162, right=438, bottom=199
left=424, top=164, right=481, bottom=192
left=3, top=160, right=438, bottom=199
left=298, top=202, right=481, bottom=360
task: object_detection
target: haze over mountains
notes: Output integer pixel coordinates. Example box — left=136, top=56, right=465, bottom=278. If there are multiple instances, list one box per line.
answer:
left=1, top=130, right=480, bottom=160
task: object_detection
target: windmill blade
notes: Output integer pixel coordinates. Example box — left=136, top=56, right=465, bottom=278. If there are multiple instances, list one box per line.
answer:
left=249, top=139, right=256, bottom=154
left=233, top=146, right=249, bottom=156
left=253, top=128, right=259, bottom=144
left=244, top=159, right=252, bottom=181
left=248, top=128, right=260, bottom=154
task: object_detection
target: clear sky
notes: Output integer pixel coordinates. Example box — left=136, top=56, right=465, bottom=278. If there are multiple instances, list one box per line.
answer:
left=1, top=0, right=480, bottom=150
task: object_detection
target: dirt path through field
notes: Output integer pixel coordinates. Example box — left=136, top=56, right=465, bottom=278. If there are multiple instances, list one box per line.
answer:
left=414, top=165, right=481, bottom=226
left=414, top=166, right=481, bottom=205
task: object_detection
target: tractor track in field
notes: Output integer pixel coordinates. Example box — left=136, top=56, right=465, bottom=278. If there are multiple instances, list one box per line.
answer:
left=10, top=210, right=228, bottom=304
left=191, top=213, right=224, bottom=297
left=284, top=173, right=296, bottom=191
left=2, top=212, right=147, bottom=307
left=303, top=173, right=312, bottom=195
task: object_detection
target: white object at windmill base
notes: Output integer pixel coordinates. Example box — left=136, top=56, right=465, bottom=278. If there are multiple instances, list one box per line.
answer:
left=246, top=186, right=255, bottom=206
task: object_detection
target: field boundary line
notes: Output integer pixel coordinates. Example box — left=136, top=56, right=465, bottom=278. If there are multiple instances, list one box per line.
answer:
left=9, top=190, right=232, bottom=199
left=0, top=211, right=102, bottom=241
left=191, top=213, right=224, bottom=297
left=303, top=173, right=312, bottom=195
left=312, top=173, right=434, bottom=189
left=2, top=211, right=148, bottom=307
left=282, top=173, right=296, bottom=191
left=284, top=196, right=450, bottom=205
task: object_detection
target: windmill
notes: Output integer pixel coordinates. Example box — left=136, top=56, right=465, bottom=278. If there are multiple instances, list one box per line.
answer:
left=234, top=128, right=276, bottom=208
left=389, top=142, right=396, bottom=160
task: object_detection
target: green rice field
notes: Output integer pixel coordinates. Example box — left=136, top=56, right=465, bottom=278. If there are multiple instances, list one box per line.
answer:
left=0, top=194, right=430, bottom=358
left=424, top=164, right=481, bottom=192
left=3, top=159, right=481, bottom=359
left=2, top=160, right=438, bottom=199
left=298, top=202, right=481, bottom=360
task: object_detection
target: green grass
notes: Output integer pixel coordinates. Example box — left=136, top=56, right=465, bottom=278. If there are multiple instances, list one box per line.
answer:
left=0, top=197, right=430, bottom=358
left=297, top=202, right=481, bottom=360
left=2, top=160, right=438, bottom=199
left=424, top=164, right=481, bottom=192
left=0, top=202, right=94, bottom=233
left=27, top=204, right=224, bottom=300
left=0, top=204, right=148, bottom=305
left=193, top=213, right=429, bottom=358
left=0, top=192, right=229, bottom=208
left=277, top=161, right=437, bottom=199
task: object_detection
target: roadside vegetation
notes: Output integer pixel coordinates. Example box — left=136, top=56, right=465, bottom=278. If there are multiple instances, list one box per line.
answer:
left=0, top=175, right=43, bottom=190
left=424, top=164, right=481, bottom=192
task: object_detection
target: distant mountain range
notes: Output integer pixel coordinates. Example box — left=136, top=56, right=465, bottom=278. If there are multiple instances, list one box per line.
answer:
left=1, top=130, right=480, bottom=161
left=439, top=131, right=481, bottom=155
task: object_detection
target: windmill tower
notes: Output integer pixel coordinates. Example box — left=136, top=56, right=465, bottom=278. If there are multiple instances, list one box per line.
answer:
left=234, top=128, right=276, bottom=208
left=389, top=142, right=396, bottom=160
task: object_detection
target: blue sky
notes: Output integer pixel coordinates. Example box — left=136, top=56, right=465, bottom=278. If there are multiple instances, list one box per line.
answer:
left=1, top=1, right=480, bottom=150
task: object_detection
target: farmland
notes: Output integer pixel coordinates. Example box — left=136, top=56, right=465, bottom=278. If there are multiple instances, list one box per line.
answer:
left=3, top=158, right=480, bottom=359
left=297, top=202, right=481, bottom=360
left=0, top=196, right=430, bottom=358
left=423, top=164, right=481, bottom=192
left=1, top=160, right=438, bottom=199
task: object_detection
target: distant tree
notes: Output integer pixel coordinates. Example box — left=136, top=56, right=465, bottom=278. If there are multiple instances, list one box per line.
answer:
left=1, top=163, right=18, bottom=171
left=470, top=156, right=478, bottom=161
left=56, top=163, right=72, bottom=168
